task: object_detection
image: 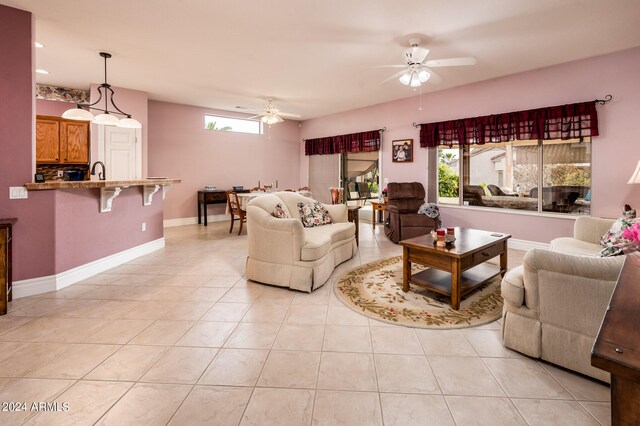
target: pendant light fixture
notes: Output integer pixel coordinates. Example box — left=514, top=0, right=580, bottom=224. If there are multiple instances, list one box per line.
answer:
left=62, top=52, right=142, bottom=129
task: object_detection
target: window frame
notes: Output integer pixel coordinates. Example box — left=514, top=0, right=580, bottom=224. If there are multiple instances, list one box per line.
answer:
left=204, top=114, right=262, bottom=135
left=434, top=138, right=592, bottom=217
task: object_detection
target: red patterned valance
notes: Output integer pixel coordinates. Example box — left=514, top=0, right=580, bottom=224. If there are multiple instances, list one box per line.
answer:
left=419, top=101, right=599, bottom=148
left=305, top=129, right=382, bottom=155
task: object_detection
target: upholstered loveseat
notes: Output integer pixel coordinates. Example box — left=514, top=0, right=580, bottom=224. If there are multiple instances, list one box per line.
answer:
left=246, top=192, right=357, bottom=292
left=501, top=216, right=625, bottom=382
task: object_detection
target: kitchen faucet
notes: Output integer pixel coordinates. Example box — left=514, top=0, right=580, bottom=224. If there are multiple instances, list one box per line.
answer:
left=90, top=161, right=106, bottom=181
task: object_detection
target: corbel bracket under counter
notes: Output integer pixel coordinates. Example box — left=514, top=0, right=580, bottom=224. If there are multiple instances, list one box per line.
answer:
left=24, top=178, right=181, bottom=213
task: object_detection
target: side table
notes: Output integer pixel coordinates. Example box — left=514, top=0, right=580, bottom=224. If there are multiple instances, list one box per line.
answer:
left=347, top=206, right=361, bottom=245
left=198, top=191, right=226, bottom=226
left=370, top=201, right=387, bottom=230
left=198, top=189, right=249, bottom=226
left=0, top=218, right=17, bottom=316
left=591, top=253, right=640, bottom=425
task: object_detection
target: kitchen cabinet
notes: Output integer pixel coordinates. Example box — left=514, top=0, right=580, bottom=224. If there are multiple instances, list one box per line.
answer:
left=36, top=115, right=90, bottom=164
left=35, top=117, right=60, bottom=162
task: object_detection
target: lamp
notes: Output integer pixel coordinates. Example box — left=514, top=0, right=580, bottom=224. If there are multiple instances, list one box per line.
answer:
left=628, top=161, right=640, bottom=184
left=62, top=52, right=142, bottom=129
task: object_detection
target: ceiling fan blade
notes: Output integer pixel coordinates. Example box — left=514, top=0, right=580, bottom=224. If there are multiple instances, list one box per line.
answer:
left=425, top=68, right=442, bottom=84
left=279, top=112, right=302, bottom=119
left=413, top=47, right=429, bottom=64
left=403, top=46, right=429, bottom=64
left=247, top=113, right=266, bottom=119
left=424, top=57, right=477, bottom=67
left=379, top=69, right=407, bottom=85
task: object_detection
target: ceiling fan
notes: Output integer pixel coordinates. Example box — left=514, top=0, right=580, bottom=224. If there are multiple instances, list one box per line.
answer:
left=377, top=38, right=477, bottom=87
left=247, top=100, right=301, bottom=125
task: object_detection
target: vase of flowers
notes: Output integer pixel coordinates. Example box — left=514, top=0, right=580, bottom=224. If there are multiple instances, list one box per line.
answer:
left=382, top=187, right=388, bottom=203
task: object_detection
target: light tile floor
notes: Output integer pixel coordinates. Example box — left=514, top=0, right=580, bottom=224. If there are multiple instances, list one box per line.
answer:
left=0, top=222, right=610, bottom=425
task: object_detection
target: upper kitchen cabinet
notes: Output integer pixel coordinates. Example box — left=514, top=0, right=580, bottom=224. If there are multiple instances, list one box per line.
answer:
left=35, top=117, right=60, bottom=163
left=36, top=115, right=90, bottom=164
left=60, top=121, right=89, bottom=163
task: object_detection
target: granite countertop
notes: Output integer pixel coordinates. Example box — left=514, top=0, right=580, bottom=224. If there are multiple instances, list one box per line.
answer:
left=24, top=178, right=181, bottom=190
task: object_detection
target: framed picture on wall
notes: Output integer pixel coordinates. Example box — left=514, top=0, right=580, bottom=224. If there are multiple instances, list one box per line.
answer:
left=392, top=139, right=413, bottom=163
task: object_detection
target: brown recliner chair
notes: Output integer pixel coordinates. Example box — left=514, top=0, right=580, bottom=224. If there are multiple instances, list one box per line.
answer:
left=384, top=182, right=439, bottom=243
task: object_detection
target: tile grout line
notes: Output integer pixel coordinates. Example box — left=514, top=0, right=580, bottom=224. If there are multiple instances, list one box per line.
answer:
left=367, top=316, right=385, bottom=425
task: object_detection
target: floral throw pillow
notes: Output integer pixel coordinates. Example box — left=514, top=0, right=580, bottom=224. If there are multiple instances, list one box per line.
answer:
left=598, top=217, right=639, bottom=257
left=272, top=203, right=289, bottom=219
left=297, top=201, right=333, bottom=227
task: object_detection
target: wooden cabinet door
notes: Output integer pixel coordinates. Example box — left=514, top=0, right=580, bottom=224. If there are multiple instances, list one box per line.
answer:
left=60, top=120, right=89, bottom=164
left=35, top=118, right=60, bottom=163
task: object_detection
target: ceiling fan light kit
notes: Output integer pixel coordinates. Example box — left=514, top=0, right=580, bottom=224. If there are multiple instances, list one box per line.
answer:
left=62, top=52, right=142, bottom=129
left=262, top=114, right=284, bottom=125
left=379, top=37, right=476, bottom=88
left=247, top=100, right=300, bottom=125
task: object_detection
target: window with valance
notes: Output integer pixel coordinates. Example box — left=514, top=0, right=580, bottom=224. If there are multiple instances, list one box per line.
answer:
left=423, top=100, right=601, bottom=216
left=305, top=129, right=382, bottom=155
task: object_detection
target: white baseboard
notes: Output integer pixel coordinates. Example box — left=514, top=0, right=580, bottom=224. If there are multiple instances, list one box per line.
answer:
left=164, top=215, right=228, bottom=228
left=509, top=238, right=550, bottom=252
left=12, top=237, right=165, bottom=299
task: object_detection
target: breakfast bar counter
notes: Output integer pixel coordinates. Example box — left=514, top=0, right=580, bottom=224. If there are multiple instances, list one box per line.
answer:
left=24, top=178, right=181, bottom=190
left=24, top=178, right=181, bottom=213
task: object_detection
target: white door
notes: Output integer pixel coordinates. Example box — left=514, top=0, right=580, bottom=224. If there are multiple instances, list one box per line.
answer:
left=100, top=126, right=141, bottom=180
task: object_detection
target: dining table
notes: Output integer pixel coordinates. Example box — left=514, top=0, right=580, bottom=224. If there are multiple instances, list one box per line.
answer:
left=234, top=190, right=313, bottom=211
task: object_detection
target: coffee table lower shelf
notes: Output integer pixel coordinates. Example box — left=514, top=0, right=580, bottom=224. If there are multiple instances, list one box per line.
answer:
left=409, top=263, right=501, bottom=298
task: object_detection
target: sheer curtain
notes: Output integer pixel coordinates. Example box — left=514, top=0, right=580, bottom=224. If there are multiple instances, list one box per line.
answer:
left=309, top=154, right=340, bottom=204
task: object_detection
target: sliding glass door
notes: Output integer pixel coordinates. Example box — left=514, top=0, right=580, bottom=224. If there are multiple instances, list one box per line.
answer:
left=342, top=151, right=379, bottom=206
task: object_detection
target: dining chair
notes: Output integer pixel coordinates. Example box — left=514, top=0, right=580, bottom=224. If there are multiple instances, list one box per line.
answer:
left=226, top=191, right=246, bottom=235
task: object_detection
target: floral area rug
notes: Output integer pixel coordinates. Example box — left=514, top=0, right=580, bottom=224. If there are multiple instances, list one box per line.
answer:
left=335, top=256, right=503, bottom=329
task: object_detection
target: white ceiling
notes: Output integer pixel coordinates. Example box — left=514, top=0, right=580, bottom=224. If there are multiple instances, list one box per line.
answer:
left=4, top=0, right=640, bottom=119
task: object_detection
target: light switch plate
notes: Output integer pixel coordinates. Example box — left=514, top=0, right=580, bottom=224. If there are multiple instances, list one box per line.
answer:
left=9, top=186, right=28, bottom=199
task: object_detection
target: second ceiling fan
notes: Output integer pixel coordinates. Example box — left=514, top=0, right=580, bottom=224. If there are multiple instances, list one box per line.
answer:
left=378, top=38, right=477, bottom=87
left=248, top=100, right=301, bottom=125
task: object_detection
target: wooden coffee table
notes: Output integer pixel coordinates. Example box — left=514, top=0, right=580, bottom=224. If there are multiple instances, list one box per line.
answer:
left=399, top=228, right=511, bottom=310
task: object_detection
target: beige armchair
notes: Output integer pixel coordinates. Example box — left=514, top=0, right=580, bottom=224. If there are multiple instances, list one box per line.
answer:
left=501, top=217, right=625, bottom=382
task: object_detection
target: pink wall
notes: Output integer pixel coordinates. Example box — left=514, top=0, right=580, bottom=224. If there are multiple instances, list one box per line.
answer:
left=0, top=5, right=164, bottom=282
left=90, top=84, right=149, bottom=176
left=54, top=188, right=163, bottom=272
left=301, top=47, right=640, bottom=243
left=148, top=101, right=301, bottom=220
left=36, top=99, right=75, bottom=117
left=0, top=5, right=57, bottom=280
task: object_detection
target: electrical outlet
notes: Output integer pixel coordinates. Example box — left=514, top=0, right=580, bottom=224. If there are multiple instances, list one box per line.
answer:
left=57, top=170, right=64, bottom=178
left=9, top=187, right=28, bottom=199
left=141, top=222, right=146, bottom=232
